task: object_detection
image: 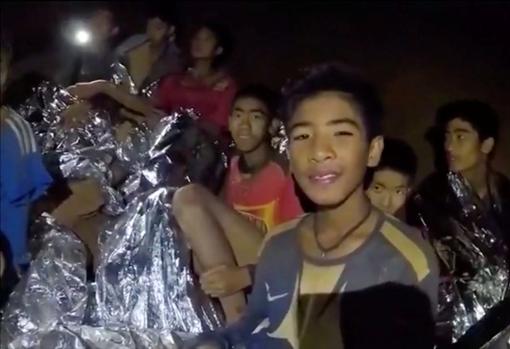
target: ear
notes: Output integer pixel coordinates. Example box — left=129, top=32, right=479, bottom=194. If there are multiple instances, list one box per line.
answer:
left=111, top=26, right=120, bottom=37
left=367, top=136, right=384, bottom=168
left=215, top=46, right=224, bottom=56
left=481, top=137, right=495, bottom=155
left=268, top=118, right=282, bottom=136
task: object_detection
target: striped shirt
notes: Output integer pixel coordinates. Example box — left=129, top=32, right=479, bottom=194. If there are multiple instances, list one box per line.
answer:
left=1, top=107, right=52, bottom=265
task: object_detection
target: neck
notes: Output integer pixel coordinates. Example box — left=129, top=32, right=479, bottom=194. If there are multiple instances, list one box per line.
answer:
left=149, top=40, right=165, bottom=53
left=461, top=161, right=489, bottom=198
left=192, top=59, right=214, bottom=78
left=316, top=184, right=372, bottom=236
left=240, top=143, right=271, bottom=173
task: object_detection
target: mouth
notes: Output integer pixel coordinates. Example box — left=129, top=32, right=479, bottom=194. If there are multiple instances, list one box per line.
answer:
left=237, top=133, right=253, bottom=140
left=308, top=171, right=341, bottom=185
left=446, top=153, right=456, bottom=164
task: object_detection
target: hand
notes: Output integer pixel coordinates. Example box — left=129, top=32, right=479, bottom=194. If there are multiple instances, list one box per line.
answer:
left=62, top=101, right=92, bottom=128
left=200, top=265, right=251, bottom=297
left=67, top=80, right=109, bottom=99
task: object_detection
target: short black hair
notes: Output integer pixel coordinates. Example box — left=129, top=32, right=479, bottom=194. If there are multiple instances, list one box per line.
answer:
left=377, top=138, right=418, bottom=181
left=233, top=84, right=279, bottom=118
left=194, top=21, right=234, bottom=68
left=436, top=99, right=500, bottom=144
left=145, top=5, right=176, bottom=26
left=281, top=62, right=383, bottom=140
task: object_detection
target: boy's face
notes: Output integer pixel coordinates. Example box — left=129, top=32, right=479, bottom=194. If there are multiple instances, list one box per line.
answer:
left=229, top=96, right=270, bottom=153
left=90, top=10, right=116, bottom=42
left=147, top=17, right=170, bottom=44
left=444, top=118, right=492, bottom=173
left=367, top=168, right=411, bottom=215
left=288, top=91, right=383, bottom=207
left=191, top=27, right=219, bottom=60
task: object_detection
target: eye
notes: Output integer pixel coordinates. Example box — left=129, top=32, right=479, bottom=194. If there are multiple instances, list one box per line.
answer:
left=334, top=131, right=354, bottom=137
left=252, top=113, right=263, bottom=120
left=456, top=134, right=465, bottom=141
left=292, top=134, right=309, bottom=141
left=372, top=184, right=383, bottom=192
left=232, top=113, right=242, bottom=118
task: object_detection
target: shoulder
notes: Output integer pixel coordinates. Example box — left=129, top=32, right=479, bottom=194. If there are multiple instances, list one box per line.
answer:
left=115, top=34, right=148, bottom=57
left=263, top=225, right=299, bottom=254
left=1, top=107, right=35, bottom=152
left=270, top=153, right=291, bottom=174
left=227, top=155, right=241, bottom=174
left=379, top=214, right=437, bottom=283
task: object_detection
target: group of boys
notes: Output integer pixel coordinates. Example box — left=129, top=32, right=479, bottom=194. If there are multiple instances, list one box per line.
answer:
left=2, top=8, right=510, bottom=349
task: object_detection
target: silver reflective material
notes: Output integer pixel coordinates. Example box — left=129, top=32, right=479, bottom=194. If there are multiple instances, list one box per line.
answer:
left=272, top=122, right=289, bottom=155
left=15, top=82, right=125, bottom=215
left=4, top=81, right=226, bottom=348
left=415, top=171, right=509, bottom=343
left=0, top=214, right=88, bottom=349
left=95, top=186, right=222, bottom=333
left=111, top=61, right=160, bottom=98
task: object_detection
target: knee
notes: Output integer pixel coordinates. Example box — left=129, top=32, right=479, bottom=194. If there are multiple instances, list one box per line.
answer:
left=172, top=183, right=208, bottom=220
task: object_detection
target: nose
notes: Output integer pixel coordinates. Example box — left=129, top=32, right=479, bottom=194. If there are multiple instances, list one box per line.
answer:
left=381, top=193, right=392, bottom=209
left=310, top=136, right=334, bottom=163
left=444, top=136, right=454, bottom=153
left=238, top=116, right=252, bottom=131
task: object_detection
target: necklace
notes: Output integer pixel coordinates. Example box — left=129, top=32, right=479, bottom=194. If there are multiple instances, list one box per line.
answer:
left=313, top=206, right=372, bottom=258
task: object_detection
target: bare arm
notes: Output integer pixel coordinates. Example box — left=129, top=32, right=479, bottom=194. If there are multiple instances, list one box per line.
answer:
left=101, top=81, right=157, bottom=117
left=67, top=80, right=162, bottom=118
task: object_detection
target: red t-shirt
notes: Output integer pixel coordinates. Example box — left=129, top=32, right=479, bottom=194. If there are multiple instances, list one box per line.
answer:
left=224, top=156, right=303, bottom=234
left=154, top=74, right=237, bottom=132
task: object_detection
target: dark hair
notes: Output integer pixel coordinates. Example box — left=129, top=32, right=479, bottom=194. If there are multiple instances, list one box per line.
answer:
left=233, top=84, right=280, bottom=117
left=377, top=138, right=418, bottom=181
left=436, top=99, right=500, bottom=144
left=145, top=5, right=176, bottom=26
left=193, top=21, right=234, bottom=68
left=91, top=6, right=117, bottom=26
left=281, top=62, right=383, bottom=140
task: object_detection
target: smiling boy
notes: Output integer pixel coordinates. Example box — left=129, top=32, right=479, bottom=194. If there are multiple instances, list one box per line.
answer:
left=188, top=64, right=438, bottom=349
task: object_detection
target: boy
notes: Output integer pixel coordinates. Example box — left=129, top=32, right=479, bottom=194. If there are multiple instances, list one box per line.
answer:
left=187, top=64, right=438, bottom=349
left=115, top=5, right=182, bottom=93
left=411, top=100, right=510, bottom=245
left=409, top=100, right=510, bottom=346
left=1, top=38, right=53, bottom=269
left=366, top=137, right=417, bottom=217
left=56, top=7, right=120, bottom=86
left=172, top=85, right=303, bottom=324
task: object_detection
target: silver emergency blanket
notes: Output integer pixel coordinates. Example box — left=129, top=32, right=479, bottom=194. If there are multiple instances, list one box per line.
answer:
left=414, top=171, right=509, bottom=342
left=0, top=214, right=88, bottom=348
left=95, top=110, right=224, bottom=332
left=15, top=81, right=125, bottom=215
left=2, top=76, right=226, bottom=347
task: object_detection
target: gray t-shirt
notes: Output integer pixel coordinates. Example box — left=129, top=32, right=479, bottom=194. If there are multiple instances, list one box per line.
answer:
left=298, top=214, right=439, bottom=348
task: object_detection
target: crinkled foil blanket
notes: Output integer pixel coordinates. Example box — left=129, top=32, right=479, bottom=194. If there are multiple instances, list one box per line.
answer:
left=0, top=76, right=228, bottom=348
left=414, top=172, right=510, bottom=344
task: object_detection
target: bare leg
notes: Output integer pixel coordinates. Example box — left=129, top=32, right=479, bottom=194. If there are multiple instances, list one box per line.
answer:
left=172, top=184, right=263, bottom=323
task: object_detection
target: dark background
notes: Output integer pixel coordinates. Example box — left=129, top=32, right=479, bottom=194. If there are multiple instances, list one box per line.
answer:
left=2, top=1, right=509, bottom=180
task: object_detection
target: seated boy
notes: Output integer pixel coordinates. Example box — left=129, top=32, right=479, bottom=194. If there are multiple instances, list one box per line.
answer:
left=1, top=38, right=53, bottom=269
left=186, top=63, right=438, bottom=349
left=366, top=137, right=417, bottom=218
left=172, top=85, right=303, bottom=324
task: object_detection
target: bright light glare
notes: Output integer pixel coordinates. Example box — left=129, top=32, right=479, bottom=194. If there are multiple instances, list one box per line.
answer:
left=75, top=30, right=91, bottom=45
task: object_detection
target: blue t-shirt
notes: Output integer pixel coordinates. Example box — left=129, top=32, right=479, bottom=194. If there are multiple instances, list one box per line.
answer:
left=0, top=107, right=52, bottom=265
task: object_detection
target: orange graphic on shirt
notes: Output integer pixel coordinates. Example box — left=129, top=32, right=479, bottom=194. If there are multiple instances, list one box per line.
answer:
left=234, top=200, right=277, bottom=235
